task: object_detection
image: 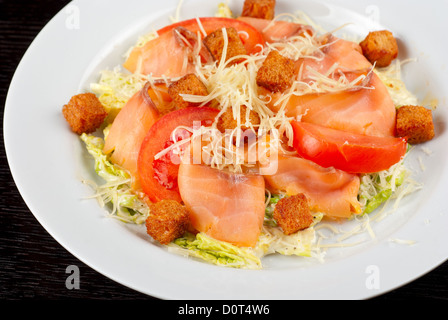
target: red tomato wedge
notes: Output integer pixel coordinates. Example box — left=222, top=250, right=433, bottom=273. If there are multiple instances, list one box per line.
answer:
left=178, top=162, right=266, bottom=247
left=124, top=17, right=264, bottom=77
left=137, top=107, right=219, bottom=203
left=103, top=83, right=159, bottom=188
left=291, top=121, right=408, bottom=174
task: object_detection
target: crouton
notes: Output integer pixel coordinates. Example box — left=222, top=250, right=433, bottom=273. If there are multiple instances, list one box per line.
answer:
left=216, top=105, right=261, bottom=133
left=256, top=50, right=295, bottom=92
left=359, top=30, right=398, bottom=68
left=242, top=0, right=276, bottom=20
left=62, top=93, right=107, bottom=135
left=146, top=200, right=190, bottom=245
left=203, top=27, right=247, bottom=66
left=396, top=105, right=435, bottom=144
left=273, top=193, right=313, bottom=235
left=168, top=73, right=209, bottom=109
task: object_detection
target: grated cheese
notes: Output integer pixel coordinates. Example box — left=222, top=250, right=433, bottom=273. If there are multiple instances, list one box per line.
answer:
left=123, top=30, right=159, bottom=61
left=195, top=17, right=208, bottom=38
left=375, top=59, right=419, bottom=107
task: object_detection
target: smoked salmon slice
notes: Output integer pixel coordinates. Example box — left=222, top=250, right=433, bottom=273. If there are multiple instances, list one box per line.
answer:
left=295, top=34, right=371, bottom=80
left=103, top=83, right=159, bottom=187
left=264, top=154, right=361, bottom=219
left=124, top=17, right=264, bottom=77
left=124, top=31, right=196, bottom=78
left=237, top=16, right=314, bottom=43
left=257, top=31, right=397, bottom=137
left=178, top=163, right=266, bottom=247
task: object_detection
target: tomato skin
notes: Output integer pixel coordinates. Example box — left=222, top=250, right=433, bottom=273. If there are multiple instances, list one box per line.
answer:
left=291, top=121, right=408, bottom=174
left=157, top=17, right=264, bottom=54
left=137, top=107, right=219, bottom=203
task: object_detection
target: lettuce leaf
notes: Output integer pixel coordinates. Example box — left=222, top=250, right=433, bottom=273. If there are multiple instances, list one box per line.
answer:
left=81, top=133, right=129, bottom=181
left=358, top=159, right=409, bottom=214
left=169, top=209, right=324, bottom=269
left=80, top=133, right=149, bottom=224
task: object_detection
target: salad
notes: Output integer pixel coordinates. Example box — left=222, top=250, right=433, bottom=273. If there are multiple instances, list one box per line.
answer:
left=62, top=0, right=436, bottom=269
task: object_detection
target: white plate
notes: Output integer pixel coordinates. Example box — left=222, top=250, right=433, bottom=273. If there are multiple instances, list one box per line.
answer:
left=4, top=0, right=448, bottom=300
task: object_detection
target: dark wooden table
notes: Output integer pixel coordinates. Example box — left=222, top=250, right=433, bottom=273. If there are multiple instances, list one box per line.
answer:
left=1, top=0, right=447, bottom=301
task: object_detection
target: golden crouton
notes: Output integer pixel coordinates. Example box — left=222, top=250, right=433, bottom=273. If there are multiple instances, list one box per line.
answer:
left=359, top=30, right=398, bottom=68
left=146, top=200, right=190, bottom=245
left=216, top=105, right=260, bottom=133
left=273, top=193, right=313, bottom=235
left=242, top=0, right=276, bottom=20
left=62, top=93, right=107, bottom=135
left=396, top=105, right=435, bottom=144
left=203, top=27, right=247, bottom=66
left=256, top=50, right=295, bottom=92
left=168, top=73, right=209, bottom=109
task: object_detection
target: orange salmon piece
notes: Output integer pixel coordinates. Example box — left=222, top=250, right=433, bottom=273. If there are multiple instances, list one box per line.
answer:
left=178, top=163, right=266, bottom=247
left=124, top=17, right=265, bottom=77
left=124, top=32, right=196, bottom=78
left=103, top=84, right=160, bottom=187
left=264, top=155, right=361, bottom=219
left=296, top=35, right=371, bottom=80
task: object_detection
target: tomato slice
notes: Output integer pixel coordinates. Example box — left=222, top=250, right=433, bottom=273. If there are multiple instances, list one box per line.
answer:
left=124, top=17, right=264, bottom=76
left=137, top=107, right=219, bottom=203
left=291, top=121, right=408, bottom=174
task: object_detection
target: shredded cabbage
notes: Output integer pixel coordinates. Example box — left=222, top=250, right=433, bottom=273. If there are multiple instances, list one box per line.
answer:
left=81, top=133, right=129, bottom=182
left=358, top=149, right=421, bottom=217
left=80, top=133, right=149, bottom=224
left=90, top=67, right=147, bottom=122
left=264, top=193, right=282, bottom=227
left=169, top=212, right=324, bottom=269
